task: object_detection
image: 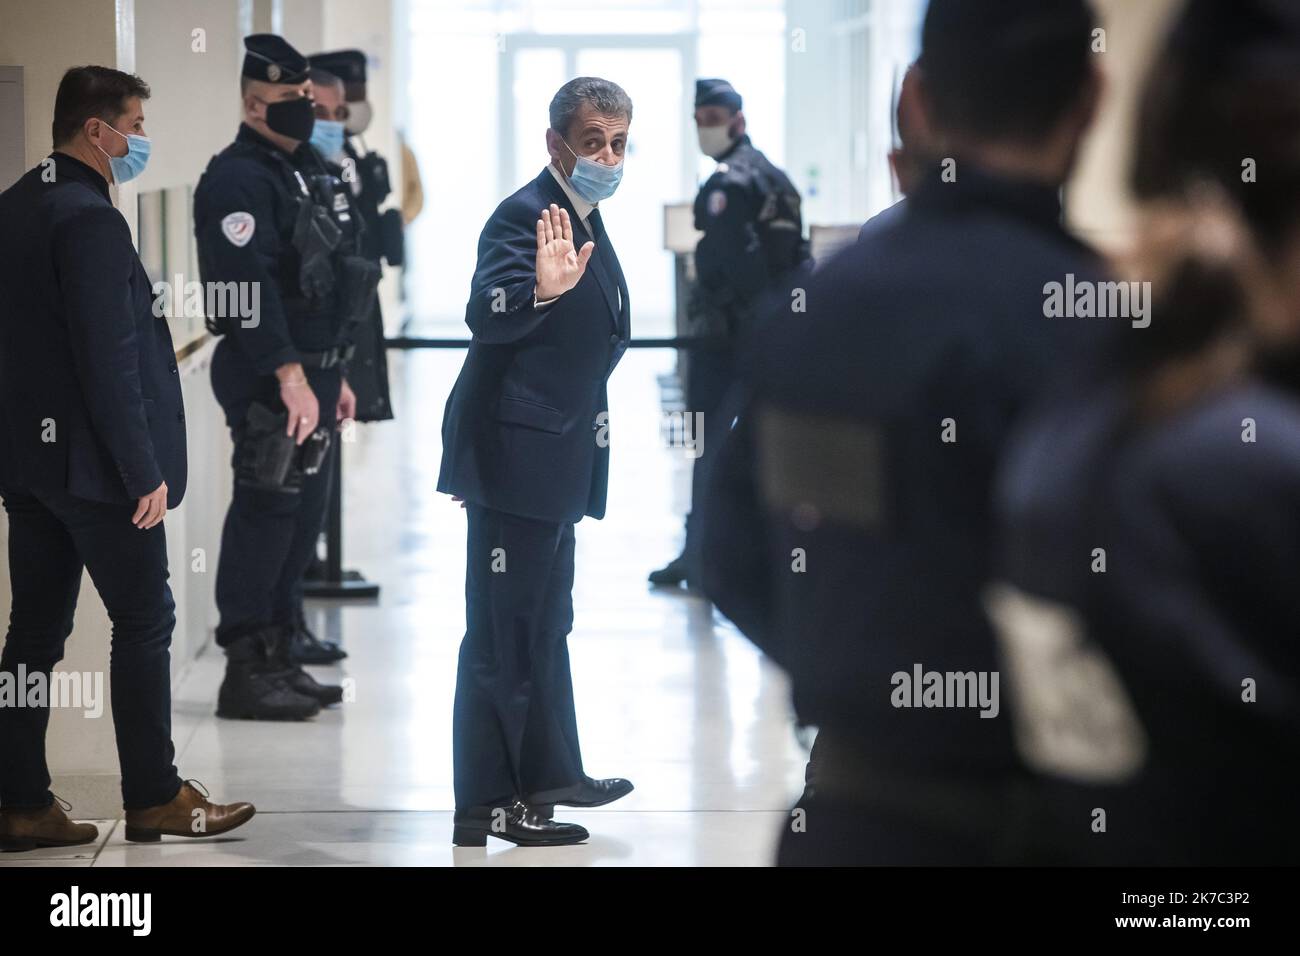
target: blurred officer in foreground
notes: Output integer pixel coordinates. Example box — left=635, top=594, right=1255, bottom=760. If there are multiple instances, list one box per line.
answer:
left=0, top=66, right=253, bottom=848
left=195, top=35, right=380, bottom=720
left=798, top=58, right=935, bottom=809
left=991, top=0, right=1300, bottom=865
left=649, top=78, right=809, bottom=589
left=703, top=0, right=1107, bottom=864
left=438, top=77, right=635, bottom=847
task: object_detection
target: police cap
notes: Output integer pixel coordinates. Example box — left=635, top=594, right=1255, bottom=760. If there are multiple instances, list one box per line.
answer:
left=242, top=33, right=310, bottom=85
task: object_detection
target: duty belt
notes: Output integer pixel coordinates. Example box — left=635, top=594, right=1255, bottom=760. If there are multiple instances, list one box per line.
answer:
left=298, top=343, right=356, bottom=369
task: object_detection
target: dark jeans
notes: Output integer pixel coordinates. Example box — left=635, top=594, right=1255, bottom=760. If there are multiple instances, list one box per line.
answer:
left=453, top=504, right=584, bottom=809
left=0, top=486, right=182, bottom=810
left=211, top=341, right=341, bottom=645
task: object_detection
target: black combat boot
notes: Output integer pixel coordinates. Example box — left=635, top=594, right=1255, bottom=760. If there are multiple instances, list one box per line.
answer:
left=267, top=625, right=345, bottom=706
left=216, top=630, right=321, bottom=720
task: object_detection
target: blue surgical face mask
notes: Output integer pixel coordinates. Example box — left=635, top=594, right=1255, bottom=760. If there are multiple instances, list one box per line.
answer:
left=310, top=119, right=346, bottom=162
left=561, top=137, right=623, bottom=203
left=95, top=121, right=151, bottom=183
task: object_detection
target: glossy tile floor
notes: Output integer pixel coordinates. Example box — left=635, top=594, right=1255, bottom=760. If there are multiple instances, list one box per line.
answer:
left=2, top=349, right=808, bottom=867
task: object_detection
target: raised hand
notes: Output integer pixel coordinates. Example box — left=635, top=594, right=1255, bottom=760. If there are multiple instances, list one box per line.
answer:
left=535, top=203, right=594, bottom=301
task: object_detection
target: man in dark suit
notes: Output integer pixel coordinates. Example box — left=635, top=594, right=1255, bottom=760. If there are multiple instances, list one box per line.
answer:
left=0, top=66, right=253, bottom=850
left=438, top=77, right=635, bottom=847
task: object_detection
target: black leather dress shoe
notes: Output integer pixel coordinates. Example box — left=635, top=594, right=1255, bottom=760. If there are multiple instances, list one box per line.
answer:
left=452, top=799, right=588, bottom=847
left=530, top=776, right=634, bottom=818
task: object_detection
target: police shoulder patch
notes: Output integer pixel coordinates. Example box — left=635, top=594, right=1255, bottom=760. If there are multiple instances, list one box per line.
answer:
left=221, top=211, right=256, bottom=247
left=707, top=189, right=727, bottom=217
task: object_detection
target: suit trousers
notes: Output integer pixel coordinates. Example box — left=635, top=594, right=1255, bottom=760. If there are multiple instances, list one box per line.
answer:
left=453, top=503, right=585, bottom=809
left=0, top=486, right=183, bottom=810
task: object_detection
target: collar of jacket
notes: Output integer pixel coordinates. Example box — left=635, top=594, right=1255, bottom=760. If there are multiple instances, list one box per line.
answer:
left=715, top=132, right=752, bottom=164
left=911, top=161, right=1064, bottom=233
left=49, top=151, right=111, bottom=202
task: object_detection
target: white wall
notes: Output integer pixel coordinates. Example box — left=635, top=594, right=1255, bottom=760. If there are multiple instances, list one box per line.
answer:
left=132, top=0, right=246, bottom=193
left=784, top=0, right=923, bottom=231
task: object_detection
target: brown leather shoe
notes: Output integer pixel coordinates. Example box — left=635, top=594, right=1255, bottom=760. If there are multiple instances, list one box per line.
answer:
left=0, top=796, right=99, bottom=852
left=124, top=780, right=256, bottom=843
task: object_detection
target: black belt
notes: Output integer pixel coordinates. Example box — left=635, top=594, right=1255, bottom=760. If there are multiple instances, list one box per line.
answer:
left=298, top=343, right=355, bottom=369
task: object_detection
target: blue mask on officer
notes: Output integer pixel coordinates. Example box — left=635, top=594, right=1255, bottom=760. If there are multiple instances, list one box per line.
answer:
left=95, top=121, right=151, bottom=184
left=560, top=137, right=623, bottom=204
left=309, top=119, right=346, bottom=162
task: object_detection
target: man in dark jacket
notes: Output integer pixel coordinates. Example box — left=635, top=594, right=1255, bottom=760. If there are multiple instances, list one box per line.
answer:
left=0, top=65, right=253, bottom=850
left=438, top=77, right=636, bottom=847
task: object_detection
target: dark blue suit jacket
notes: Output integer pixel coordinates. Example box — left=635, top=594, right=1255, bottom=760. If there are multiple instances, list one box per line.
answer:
left=438, top=167, right=630, bottom=524
left=0, top=153, right=186, bottom=507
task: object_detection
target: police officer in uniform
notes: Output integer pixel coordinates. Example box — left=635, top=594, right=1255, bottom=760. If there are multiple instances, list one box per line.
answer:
left=194, top=35, right=380, bottom=720
left=702, top=0, right=1107, bottom=864
left=649, top=78, right=809, bottom=589
left=309, top=50, right=400, bottom=424
left=280, top=54, right=401, bottom=667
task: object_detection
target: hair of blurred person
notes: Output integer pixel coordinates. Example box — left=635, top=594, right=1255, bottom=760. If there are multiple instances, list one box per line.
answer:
left=918, top=0, right=1100, bottom=185
left=1117, top=190, right=1278, bottom=418
left=1133, top=0, right=1300, bottom=384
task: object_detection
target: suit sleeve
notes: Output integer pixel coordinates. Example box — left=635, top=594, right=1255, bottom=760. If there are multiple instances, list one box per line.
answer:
left=196, top=166, right=300, bottom=374
left=54, top=206, right=163, bottom=498
left=700, top=389, right=779, bottom=661
left=464, top=199, right=554, bottom=344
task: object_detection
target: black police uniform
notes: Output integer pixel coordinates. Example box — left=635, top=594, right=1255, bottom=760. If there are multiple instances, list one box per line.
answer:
left=994, top=378, right=1300, bottom=865
left=702, top=164, right=1112, bottom=864
left=311, top=48, right=398, bottom=423
left=335, top=138, right=396, bottom=421
left=194, top=35, right=377, bottom=719
left=655, top=79, right=809, bottom=588
left=0, top=152, right=186, bottom=811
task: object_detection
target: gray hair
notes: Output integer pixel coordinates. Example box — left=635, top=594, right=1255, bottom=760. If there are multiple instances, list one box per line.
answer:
left=549, top=76, right=633, bottom=136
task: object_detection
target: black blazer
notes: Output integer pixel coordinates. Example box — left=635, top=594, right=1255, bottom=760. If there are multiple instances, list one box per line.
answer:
left=438, top=167, right=630, bottom=524
left=0, top=153, right=186, bottom=507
